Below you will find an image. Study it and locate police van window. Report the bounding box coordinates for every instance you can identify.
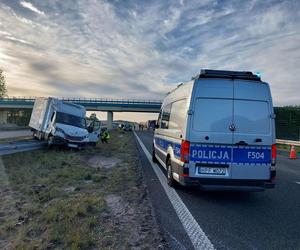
[193,98,232,132]
[161,104,172,129]
[169,99,187,131]
[234,100,270,134]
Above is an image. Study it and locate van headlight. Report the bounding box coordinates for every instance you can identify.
[85,134,89,138]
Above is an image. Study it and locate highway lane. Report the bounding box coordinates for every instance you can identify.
[135,131,300,250]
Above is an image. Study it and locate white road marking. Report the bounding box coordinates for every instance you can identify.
[296,182,300,185]
[134,132,215,250]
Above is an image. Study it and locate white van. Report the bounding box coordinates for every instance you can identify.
[153,70,276,191]
[30,97,101,148]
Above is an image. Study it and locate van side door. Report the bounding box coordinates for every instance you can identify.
[87,119,101,144]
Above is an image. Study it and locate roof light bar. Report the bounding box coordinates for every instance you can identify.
[198,69,262,81]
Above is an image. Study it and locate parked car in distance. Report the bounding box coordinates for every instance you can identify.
[153,69,276,191]
[124,123,133,131]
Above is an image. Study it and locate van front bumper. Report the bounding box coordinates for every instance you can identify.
[51,136,88,148]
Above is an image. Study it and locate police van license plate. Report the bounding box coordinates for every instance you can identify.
[198,166,226,175]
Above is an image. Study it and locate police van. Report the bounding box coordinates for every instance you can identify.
[153,69,276,191]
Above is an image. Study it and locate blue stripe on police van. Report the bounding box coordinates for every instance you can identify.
[155,138,272,165]
[190,144,271,165]
[233,147,271,164]
[154,137,181,158]
[190,145,232,164]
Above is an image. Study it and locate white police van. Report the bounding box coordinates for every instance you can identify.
[153,70,276,191]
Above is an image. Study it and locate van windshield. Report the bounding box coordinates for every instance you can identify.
[56,112,86,129]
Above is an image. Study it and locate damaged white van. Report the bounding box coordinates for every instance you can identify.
[153,70,276,191]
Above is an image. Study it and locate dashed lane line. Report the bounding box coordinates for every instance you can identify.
[134,132,215,250]
[296,182,300,185]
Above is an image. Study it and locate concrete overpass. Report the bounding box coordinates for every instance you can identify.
[0,97,162,129]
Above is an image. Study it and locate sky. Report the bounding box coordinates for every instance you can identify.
[0,0,300,121]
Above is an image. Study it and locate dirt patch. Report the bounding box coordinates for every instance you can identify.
[105,191,165,249]
[105,194,128,216]
[88,155,120,169]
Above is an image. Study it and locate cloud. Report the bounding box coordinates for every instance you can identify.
[20,1,45,15]
[0,0,299,106]
[3,35,32,45]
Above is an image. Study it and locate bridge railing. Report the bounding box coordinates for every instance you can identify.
[0,97,163,105]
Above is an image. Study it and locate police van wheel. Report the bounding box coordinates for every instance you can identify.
[152,147,158,163]
[167,159,176,187]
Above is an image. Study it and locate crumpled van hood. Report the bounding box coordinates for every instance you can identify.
[56,123,88,137]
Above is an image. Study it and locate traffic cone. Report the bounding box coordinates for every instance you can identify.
[289,145,297,159]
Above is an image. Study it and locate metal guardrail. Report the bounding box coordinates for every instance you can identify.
[276,139,300,146]
[0,140,46,156]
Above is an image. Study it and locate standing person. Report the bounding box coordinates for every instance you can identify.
[101,129,110,143]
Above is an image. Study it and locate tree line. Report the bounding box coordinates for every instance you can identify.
[275,106,300,141]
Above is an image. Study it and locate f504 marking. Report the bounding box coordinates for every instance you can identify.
[248,152,265,159]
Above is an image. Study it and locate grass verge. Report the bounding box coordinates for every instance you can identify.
[0,130,165,249]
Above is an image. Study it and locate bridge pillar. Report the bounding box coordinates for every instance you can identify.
[107,111,113,130]
[0,110,8,125]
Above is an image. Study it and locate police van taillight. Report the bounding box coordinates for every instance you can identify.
[271,144,276,166]
[180,140,190,163]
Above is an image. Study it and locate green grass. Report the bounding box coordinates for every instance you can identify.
[0,130,157,249]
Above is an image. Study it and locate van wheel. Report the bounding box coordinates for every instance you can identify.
[167,159,176,188]
[32,131,37,139]
[152,146,158,163]
[47,135,54,149]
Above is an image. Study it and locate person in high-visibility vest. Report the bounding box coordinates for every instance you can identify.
[101,129,110,143]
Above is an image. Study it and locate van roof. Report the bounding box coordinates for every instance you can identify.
[193,69,262,82]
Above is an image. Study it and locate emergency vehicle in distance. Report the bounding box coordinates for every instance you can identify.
[153,69,276,191]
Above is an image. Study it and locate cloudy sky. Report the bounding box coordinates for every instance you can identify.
[0,0,299,108]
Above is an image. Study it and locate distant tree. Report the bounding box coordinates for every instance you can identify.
[0,69,7,97]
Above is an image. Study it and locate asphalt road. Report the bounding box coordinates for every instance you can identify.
[135,131,300,250]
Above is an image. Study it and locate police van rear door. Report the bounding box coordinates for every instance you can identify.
[189,78,234,178]
[231,80,272,180]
